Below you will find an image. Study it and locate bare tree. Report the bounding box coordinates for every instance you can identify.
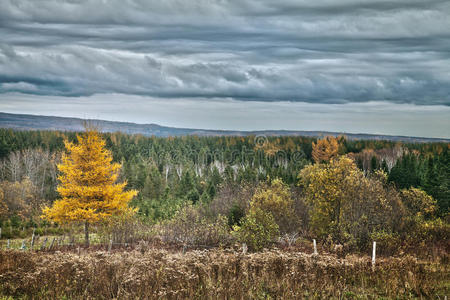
[7,151,22,182]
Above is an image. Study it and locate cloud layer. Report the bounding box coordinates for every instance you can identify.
[1,0,450,105]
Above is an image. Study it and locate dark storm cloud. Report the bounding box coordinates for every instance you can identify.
[0,0,449,105]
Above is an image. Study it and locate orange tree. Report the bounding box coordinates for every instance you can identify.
[42,127,137,246]
[311,136,339,163]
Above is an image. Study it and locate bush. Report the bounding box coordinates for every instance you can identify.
[250,178,298,234]
[227,204,245,227]
[204,183,253,221]
[135,196,184,222]
[400,187,436,219]
[0,227,33,239]
[97,212,145,244]
[421,218,450,242]
[369,231,401,256]
[233,207,279,251]
[404,217,450,247]
[155,204,232,247]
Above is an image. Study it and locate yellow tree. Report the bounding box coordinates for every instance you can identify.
[250,178,297,234]
[400,187,436,218]
[299,156,405,242]
[311,136,339,163]
[298,156,359,237]
[233,178,297,251]
[42,127,137,246]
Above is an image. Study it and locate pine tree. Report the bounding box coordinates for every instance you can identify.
[42,127,138,246]
[370,155,378,172]
[142,166,163,200]
[389,154,425,189]
[425,154,450,215]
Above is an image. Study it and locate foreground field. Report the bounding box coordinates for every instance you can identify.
[0,247,448,299]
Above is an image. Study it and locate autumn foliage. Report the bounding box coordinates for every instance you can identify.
[233,178,299,250]
[297,155,444,253]
[311,136,340,163]
[249,178,298,234]
[42,127,137,244]
[0,178,37,219]
[299,156,360,237]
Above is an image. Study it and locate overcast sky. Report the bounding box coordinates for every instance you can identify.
[0,0,449,138]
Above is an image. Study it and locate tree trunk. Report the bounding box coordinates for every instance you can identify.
[335,200,341,227]
[84,221,90,247]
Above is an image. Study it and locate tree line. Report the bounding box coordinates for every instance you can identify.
[0,128,448,253]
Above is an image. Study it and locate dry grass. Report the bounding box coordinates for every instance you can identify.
[0,247,448,299]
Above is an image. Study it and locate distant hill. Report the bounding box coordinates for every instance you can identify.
[0,112,448,143]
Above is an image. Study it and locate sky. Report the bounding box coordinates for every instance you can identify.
[0,0,449,138]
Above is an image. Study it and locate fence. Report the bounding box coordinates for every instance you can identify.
[1,227,379,267]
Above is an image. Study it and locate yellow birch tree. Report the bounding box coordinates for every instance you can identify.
[42,127,137,246]
[298,156,359,237]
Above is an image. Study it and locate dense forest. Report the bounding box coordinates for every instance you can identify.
[0,128,448,254]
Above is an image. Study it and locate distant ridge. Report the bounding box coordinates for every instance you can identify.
[0,112,448,143]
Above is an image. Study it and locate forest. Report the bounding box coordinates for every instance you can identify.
[0,128,448,298]
[0,128,448,249]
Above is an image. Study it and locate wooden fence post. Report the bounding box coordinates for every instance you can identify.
[108,239,113,252]
[372,241,376,270]
[242,243,248,255]
[30,229,36,250]
[7,239,10,249]
[41,237,48,250]
[49,237,56,250]
[313,239,318,255]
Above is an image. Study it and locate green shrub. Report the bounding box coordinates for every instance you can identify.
[233,207,279,251]
[187,189,200,203]
[34,227,44,236]
[0,228,13,239]
[250,178,298,234]
[44,227,65,236]
[227,204,245,227]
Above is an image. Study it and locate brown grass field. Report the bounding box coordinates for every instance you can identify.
[0,245,448,299]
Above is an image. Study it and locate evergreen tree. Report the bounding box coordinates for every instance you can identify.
[142,166,163,200]
[370,156,378,172]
